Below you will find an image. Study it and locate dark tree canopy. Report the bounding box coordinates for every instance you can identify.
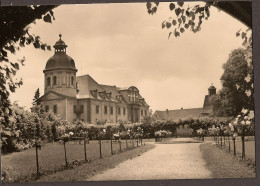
[210,48,253,117]
[0,5,57,111]
[32,88,41,106]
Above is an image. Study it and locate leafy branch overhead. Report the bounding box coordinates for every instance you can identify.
[146,1,252,39]
[0,5,57,113]
[147,2,212,38]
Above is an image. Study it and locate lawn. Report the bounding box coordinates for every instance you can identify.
[200,142,255,178]
[202,136,255,161]
[37,143,155,182]
[1,139,141,182]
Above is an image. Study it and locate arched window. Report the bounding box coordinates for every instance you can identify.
[71,76,74,85]
[47,77,51,86]
[53,76,57,85]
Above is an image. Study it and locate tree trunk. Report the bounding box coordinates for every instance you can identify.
[35,146,40,179]
[63,141,68,168]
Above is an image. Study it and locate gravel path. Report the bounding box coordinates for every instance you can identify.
[88,141,212,181]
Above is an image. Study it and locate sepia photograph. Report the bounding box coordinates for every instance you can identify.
[0,0,256,184]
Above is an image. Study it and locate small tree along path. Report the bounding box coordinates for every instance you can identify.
[88,141,212,181]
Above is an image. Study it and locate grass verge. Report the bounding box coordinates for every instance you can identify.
[1,139,144,182]
[36,143,155,183]
[200,142,255,178]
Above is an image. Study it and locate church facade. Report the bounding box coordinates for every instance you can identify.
[39,35,149,124]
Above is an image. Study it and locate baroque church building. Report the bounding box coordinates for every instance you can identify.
[39,35,149,124]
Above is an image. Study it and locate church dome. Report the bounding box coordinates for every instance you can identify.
[43,34,77,72]
[208,84,216,90]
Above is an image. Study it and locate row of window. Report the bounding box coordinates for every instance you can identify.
[95,105,126,115]
[45,104,147,117]
[46,76,74,86]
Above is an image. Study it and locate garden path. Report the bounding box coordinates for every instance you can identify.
[87,140,212,181]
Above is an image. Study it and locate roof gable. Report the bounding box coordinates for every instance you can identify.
[154,107,213,121]
[39,91,73,101]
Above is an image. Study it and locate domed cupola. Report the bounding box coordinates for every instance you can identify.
[43,34,78,97]
[208,83,216,96]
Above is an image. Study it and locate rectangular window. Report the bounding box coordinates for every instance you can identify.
[80,105,84,113]
[123,108,126,115]
[96,105,99,114]
[110,107,113,115]
[73,105,77,113]
[104,106,107,114]
[53,105,57,114]
[145,110,147,116]
[141,110,143,116]
[118,107,121,115]
[45,105,49,112]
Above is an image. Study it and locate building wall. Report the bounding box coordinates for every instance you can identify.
[44,70,77,97]
[41,98,79,124]
[140,106,149,121]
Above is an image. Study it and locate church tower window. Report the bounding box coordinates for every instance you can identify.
[53,76,57,85]
[71,76,74,85]
[47,77,51,86]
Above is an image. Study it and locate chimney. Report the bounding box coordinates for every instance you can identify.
[166,109,169,114]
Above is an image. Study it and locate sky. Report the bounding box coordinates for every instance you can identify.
[9,2,248,112]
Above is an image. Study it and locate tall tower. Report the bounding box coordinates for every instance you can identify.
[208,83,216,96]
[43,34,78,97]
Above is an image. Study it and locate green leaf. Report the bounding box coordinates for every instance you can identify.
[172,20,177,26]
[43,14,52,23]
[162,21,165,29]
[177,2,184,7]
[175,8,182,16]
[182,16,186,23]
[146,2,152,9]
[169,3,175,10]
[168,32,172,39]
[184,24,189,29]
[152,7,157,14]
[180,28,185,33]
[166,22,171,29]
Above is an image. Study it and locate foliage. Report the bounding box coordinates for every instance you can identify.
[210,46,253,117]
[0,6,57,150]
[146,1,251,39]
[1,102,63,153]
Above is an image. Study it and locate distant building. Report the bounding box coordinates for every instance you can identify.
[153,85,216,136]
[39,35,149,124]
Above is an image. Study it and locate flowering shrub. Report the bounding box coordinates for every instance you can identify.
[154,130,172,138]
[228,108,254,138]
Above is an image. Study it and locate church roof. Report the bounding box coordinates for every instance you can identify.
[44,35,77,72]
[154,107,213,122]
[76,74,148,106]
[44,53,77,72]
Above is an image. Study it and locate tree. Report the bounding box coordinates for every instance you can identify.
[0,5,57,147]
[32,88,41,106]
[210,48,254,117]
[146,1,251,39]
